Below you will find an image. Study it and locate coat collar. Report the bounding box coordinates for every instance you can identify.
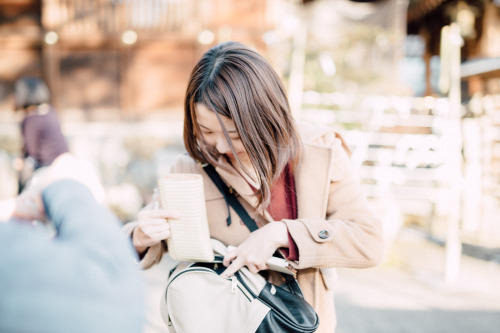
[214,141,334,222]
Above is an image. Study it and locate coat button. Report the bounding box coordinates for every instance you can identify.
[318,230,329,239]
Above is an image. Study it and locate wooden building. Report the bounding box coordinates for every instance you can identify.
[0,0,272,120]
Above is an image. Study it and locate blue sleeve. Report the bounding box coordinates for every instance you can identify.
[43,180,115,239]
[43,179,141,260]
[0,180,145,333]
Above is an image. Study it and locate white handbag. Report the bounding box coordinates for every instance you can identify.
[160,239,319,333]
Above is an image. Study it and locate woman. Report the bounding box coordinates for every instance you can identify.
[14,76,69,193]
[126,41,384,332]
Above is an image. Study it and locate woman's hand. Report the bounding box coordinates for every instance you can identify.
[221,222,289,278]
[132,206,179,254]
[13,190,46,222]
[0,190,45,223]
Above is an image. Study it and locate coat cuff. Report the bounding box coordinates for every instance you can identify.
[122,221,164,269]
[282,218,335,269]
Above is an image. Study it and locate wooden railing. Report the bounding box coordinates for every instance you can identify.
[301,92,461,225]
[42,0,202,40]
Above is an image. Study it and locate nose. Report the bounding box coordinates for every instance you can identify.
[215,135,231,155]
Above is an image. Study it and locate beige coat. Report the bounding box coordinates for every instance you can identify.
[125,122,384,332]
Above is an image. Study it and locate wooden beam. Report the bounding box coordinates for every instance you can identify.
[461,57,500,80]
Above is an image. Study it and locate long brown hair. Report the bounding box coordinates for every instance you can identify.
[183,41,301,209]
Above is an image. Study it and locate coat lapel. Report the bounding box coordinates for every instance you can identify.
[295,142,333,219]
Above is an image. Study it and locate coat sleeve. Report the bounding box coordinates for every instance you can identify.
[122,221,165,269]
[283,134,385,270]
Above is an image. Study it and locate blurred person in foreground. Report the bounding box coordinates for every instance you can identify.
[14,76,69,193]
[125,41,384,332]
[0,153,145,333]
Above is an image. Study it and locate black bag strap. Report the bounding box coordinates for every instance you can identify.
[203,163,259,232]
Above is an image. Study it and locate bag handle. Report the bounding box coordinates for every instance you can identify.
[203,163,259,232]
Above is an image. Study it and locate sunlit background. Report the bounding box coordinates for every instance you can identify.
[1,1,500,332]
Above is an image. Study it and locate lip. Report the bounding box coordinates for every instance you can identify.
[225,152,244,159]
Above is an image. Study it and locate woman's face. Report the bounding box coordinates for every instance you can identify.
[195,103,251,169]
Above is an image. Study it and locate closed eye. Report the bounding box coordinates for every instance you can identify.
[227,130,240,140]
[201,130,213,135]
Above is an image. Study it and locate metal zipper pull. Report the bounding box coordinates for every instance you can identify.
[231,276,237,293]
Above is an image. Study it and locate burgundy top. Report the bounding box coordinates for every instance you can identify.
[267,163,299,261]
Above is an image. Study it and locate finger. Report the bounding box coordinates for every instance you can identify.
[147,230,170,242]
[151,209,180,218]
[140,210,179,219]
[247,264,260,274]
[221,258,244,278]
[223,250,238,267]
[256,263,269,271]
[142,224,170,235]
[157,229,170,238]
[135,227,170,247]
[140,217,170,227]
[137,222,167,234]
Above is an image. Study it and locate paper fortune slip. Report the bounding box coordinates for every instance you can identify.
[158,173,214,262]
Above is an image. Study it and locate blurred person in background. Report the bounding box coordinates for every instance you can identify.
[125,41,384,332]
[14,76,69,193]
[0,153,146,333]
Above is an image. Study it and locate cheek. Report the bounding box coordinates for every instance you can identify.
[202,134,216,147]
[233,141,247,154]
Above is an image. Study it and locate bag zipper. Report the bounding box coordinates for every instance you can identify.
[231,276,237,293]
[166,267,254,302]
